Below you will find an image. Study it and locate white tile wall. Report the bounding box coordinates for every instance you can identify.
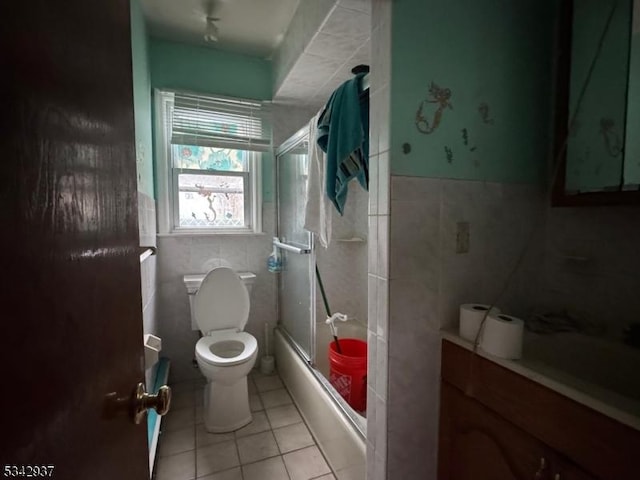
[385,175,542,479]
[272,0,337,96]
[139,190,157,248]
[287,54,348,89]
[273,0,372,111]
[156,202,278,383]
[315,181,369,331]
[383,172,640,480]
[377,151,389,215]
[539,206,640,339]
[306,33,366,61]
[389,177,544,329]
[338,0,371,14]
[139,192,160,389]
[367,3,391,479]
[271,103,318,147]
[321,6,370,40]
[375,277,388,340]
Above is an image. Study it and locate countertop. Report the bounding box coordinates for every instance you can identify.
[441,329,640,432]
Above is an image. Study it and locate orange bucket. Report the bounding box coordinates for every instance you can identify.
[328,339,367,412]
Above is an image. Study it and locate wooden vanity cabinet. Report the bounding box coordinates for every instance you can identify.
[553,455,598,480]
[440,381,548,480]
[439,382,595,480]
[439,340,639,480]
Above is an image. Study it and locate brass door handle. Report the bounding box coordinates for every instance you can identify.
[131,382,172,424]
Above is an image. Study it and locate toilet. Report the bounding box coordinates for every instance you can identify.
[192,267,258,432]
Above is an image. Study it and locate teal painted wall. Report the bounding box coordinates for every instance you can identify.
[390,0,558,184]
[149,38,272,99]
[130,0,154,198]
[149,38,275,201]
[624,12,640,187]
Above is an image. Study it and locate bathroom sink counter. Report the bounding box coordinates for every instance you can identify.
[441,329,640,432]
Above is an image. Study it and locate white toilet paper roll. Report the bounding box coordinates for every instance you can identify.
[459,304,501,342]
[480,313,524,359]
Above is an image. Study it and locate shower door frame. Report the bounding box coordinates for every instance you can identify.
[275,125,317,365]
[274,125,367,439]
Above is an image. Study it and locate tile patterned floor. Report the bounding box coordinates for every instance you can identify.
[154,370,335,480]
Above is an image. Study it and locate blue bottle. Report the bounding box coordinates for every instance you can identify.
[267,238,282,273]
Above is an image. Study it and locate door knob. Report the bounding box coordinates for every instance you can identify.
[131,382,172,424]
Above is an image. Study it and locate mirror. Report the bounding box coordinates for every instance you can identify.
[554,0,640,205]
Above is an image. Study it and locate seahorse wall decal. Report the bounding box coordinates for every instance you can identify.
[415,82,453,134]
[478,102,494,124]
[444,146,454,163]
[599,117,622,158]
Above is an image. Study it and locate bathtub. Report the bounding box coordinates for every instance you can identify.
[274,324,366,480]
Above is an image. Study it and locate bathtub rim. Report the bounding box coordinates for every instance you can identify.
[276,325,367,438]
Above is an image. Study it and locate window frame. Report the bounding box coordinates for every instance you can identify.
[155,89,263,235]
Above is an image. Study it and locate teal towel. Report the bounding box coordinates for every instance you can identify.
[317,73,369,215]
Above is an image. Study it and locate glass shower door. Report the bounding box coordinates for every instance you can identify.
[276,131,315,362]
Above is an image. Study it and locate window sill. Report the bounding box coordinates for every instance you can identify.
[157,231,267,238]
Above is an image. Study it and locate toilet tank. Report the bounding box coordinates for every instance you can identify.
[183,271,256,331]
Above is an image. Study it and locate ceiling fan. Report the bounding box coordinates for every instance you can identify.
[203,0,220,42]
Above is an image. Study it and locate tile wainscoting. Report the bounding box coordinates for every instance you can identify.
[386,175,542,479]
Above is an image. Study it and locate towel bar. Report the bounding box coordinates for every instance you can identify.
[273,240,311,255]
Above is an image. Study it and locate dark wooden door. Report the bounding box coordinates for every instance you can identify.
[0,0,149,479]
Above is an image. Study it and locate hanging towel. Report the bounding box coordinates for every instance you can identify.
[317,73,369,215]
[304,113,333,248]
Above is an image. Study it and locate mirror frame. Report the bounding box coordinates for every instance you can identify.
[552,0,640,206]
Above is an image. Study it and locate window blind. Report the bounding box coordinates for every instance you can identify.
[171,92,271,152]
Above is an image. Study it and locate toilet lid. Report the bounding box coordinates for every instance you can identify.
[193,267,250,333]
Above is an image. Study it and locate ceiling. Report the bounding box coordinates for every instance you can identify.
[140,0,372,109]
[140,0,300,58]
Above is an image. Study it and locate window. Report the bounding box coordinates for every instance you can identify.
[155,90,270,234]
[173,146,249,228]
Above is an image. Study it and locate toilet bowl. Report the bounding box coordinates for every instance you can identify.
[192,267,258,432]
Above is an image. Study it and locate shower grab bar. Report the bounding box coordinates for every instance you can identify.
[273,240,311,255]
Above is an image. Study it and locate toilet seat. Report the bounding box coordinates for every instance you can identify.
[195,331,257,367]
